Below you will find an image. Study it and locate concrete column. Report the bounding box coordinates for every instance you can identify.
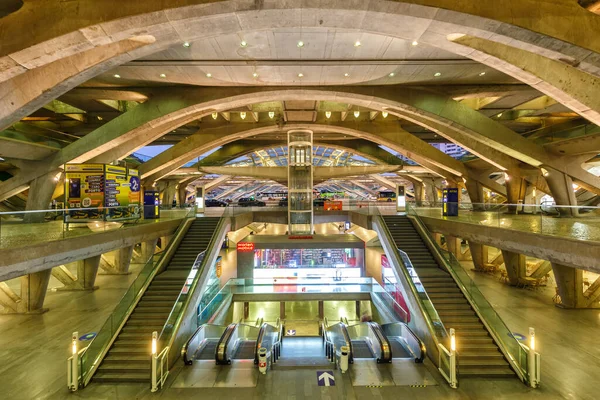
[162,180,177,208]
[280,302,285,319]
[445,235,461,259]
[501,250,527,286]
[468,242,488,271]
[101,246,134,275]
[159,235,173,252]
[465,179,485,211]
[177,185,188,207]
[413,182,424,206]
[137,239,158,263]
[423,178,438,206]
[23,170,60,223]
[432,232,442,247]
[505,177,527,214]
[318,301,324,319]
[355,300,361,319]
[552,263,585,308]
[543,166,579,217]
[244,302,249,319]
[18,269,52,313]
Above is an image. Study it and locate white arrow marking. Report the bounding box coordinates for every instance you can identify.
[318,372,335,386]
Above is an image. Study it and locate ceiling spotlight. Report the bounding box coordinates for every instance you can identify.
[206,73,212,78]
[434,72,442,77]
[212,112,218,120]
[97,116,103,121]
[183,42,191,48]
[325,111,332,119]
[298,73,304,78]
[269,111,275,119]
[354,111,360,118]
[389,72,395,77]
[498,112,503,118]
[159,73,166,78]
[354,41,361,47]
[412,41,418,46]
[114,74,121,79]
[382,111,388,118]
[297,41,304,48]
[240,40,247,47]
[541,168,549,177]
[253,72,259,78]
[479,72,486,76]
[504,172,510,182]
[344,73,349,77]
[240,112,247,120]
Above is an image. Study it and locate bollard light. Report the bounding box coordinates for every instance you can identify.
[529,327,535,351]
[72,332,78,355]
[450,328,456,352]
[152,331,158,355]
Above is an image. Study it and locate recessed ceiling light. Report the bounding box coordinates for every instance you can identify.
[183,42,191,48]
[240,41,247,47]
[479,72,486,76]
[498,113,503,117]
[240,112,247,120]
[344,73,349,77]
[354,111,360,118]
[434,72,442,77]
[298,73,304,77]
[114,74,121,78]
[412,41,418,46]
[354,41,361,47]
[297,41,304,48]
[269,111,275,119]
[389,72,395,77]
[159,73,166,78]
[211,112,218,120]
[382,111,388,118]
[253,72,259,78]
[325,111,332,119]
[206,73,212,78]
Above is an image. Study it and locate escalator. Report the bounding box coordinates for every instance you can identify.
[183,320,282,365]
[93,217,221,383]
[381,215,514,377]
[346,322,392,363]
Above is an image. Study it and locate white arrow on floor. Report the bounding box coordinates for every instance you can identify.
[318,372,335,386]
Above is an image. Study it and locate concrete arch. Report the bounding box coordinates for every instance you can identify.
[2,85,600,201]
[138,122,465,184]
[1,1,600,129]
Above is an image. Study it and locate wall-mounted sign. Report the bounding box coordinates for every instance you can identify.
[237,242,255,251]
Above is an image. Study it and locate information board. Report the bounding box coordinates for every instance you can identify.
[65,164,105,221]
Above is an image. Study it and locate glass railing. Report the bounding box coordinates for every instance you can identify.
[410,202,600,242]
[73,214,194,387]
[406,203,530,384]
[0,205,195,249]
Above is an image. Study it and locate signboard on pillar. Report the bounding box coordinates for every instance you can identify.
[143,190,160,219]
[195,186,205,213]
[442,188,459,216]
[396,185,406,211]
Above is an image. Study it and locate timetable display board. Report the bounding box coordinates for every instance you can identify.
[65,164,105,221]
[65,164,141,222]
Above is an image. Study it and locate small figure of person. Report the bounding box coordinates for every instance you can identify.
[360,312,372,322]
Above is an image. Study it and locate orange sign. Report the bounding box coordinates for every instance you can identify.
[325,201,343,211]
[237,242,255,251]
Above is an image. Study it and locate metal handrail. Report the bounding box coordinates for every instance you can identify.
[367,322,392,363]
[77,214,195,387]
[406,204,528,384]
[216,323,237,365]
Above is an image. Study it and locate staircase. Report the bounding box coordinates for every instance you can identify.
[382,215,514,377]
[93,217,220,383]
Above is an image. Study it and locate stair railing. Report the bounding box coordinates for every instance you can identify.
[406,204,540,387]
[151,331,169,392]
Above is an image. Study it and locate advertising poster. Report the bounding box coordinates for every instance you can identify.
[65,164,105,222]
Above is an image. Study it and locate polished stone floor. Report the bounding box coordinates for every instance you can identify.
[0,209,190,249]
[414,206,600,241]
[1,247,599,399]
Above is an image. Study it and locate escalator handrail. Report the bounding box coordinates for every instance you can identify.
[254,322,268,364]
[400,322,426,363]
[182,324,206,365]
[367,322,392,363]
[216,323,237,364]
[340,322,354,364]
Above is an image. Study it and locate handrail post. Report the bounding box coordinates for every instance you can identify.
[68,331,79,392]
[528,327,539,388]
[151,331,158,392]
[449,328,457,389]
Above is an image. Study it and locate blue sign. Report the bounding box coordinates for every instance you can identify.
[317,371,335,386]
[286,329,296,336]
[509,332,526,341]
[79,332,97,341]
[129,176,140,192]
